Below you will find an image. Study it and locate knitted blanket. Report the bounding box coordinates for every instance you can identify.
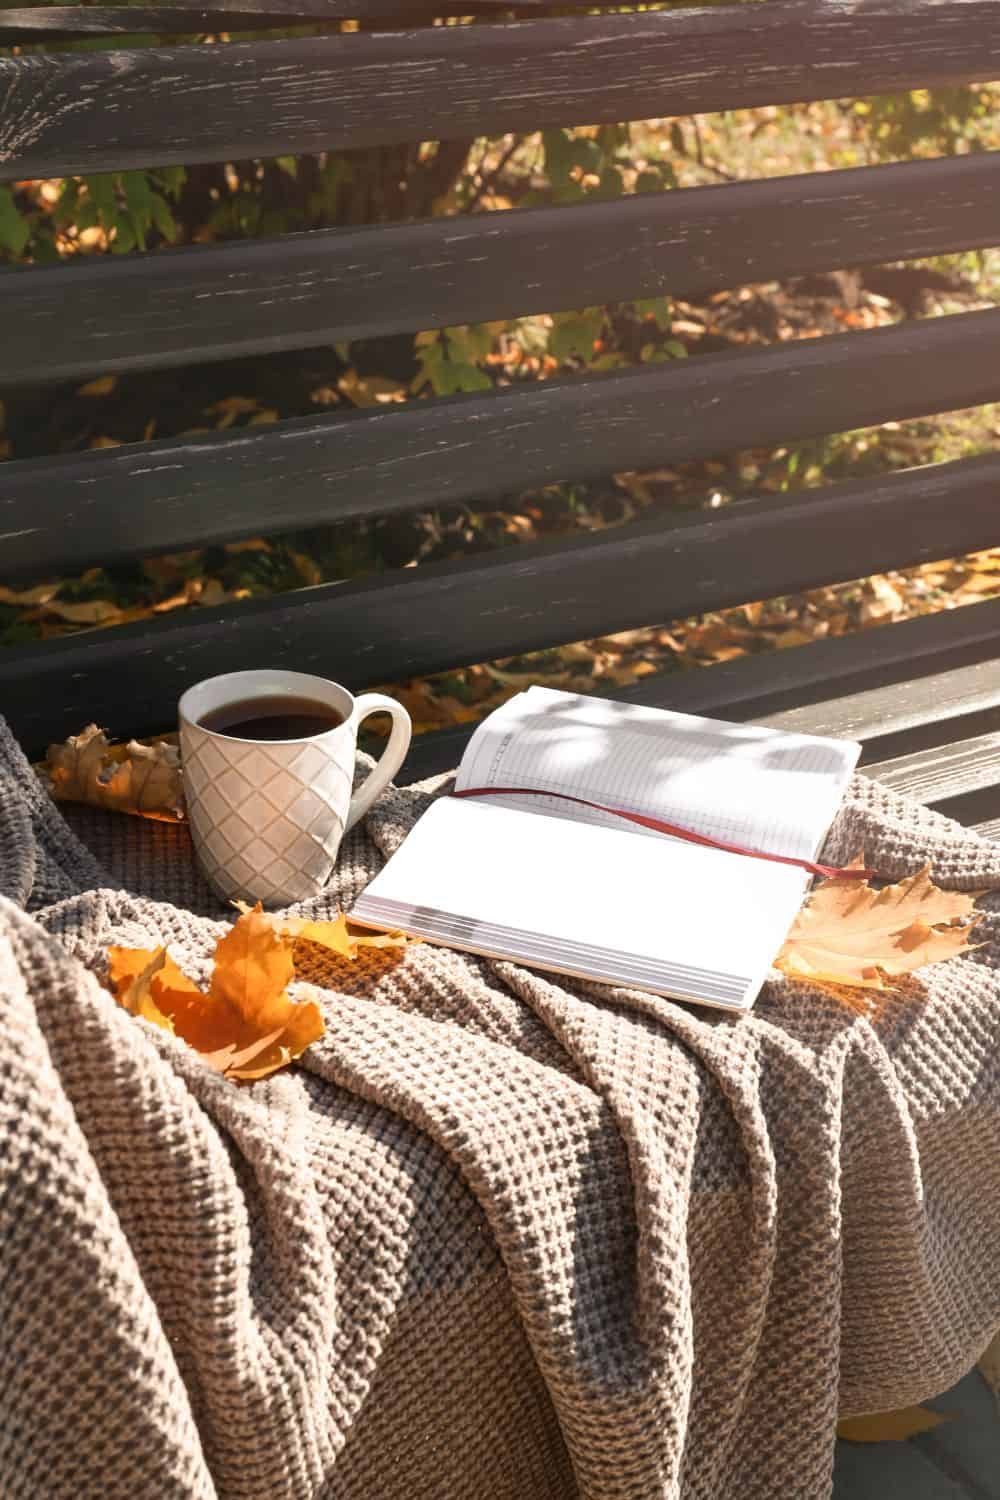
[2,715,1000,1500]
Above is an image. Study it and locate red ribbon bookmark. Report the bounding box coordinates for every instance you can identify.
[452,786,870,881]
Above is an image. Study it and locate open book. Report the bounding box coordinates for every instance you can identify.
[350,687,861,1011]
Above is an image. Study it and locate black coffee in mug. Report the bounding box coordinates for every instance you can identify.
[198,694,344,741]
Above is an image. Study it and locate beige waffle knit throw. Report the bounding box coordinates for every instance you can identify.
[2,716,1000,1500]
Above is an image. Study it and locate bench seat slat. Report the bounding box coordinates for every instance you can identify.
[5,0,1000,178]
[861,730,1000,805]
[5,306,1000,579]
[913,782,1000,829]
[6,152,1000,385]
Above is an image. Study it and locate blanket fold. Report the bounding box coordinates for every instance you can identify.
[1,717,999,1500]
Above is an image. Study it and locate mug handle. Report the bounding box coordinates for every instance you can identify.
[345,693,413,832]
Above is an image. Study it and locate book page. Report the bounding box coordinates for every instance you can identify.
[455,687,859,864]
[350,797,808,1010]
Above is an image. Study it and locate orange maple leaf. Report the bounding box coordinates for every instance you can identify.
[107,905,324,1081]
[109,947,174,1033]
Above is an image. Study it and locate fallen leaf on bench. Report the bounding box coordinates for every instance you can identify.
[837,1405,951,1442]
[109,947,175,1033]
[107,903,324,1081]
[43,724,185,821]
[777,864,980,989]
[277,914,355,956]
[235,904,415,963]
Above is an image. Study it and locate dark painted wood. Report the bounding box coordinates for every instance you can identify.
[0,0,592,35]
[6,306,1000,578]
[5,0,1000,178]
[0,7,331,36]
[0,0,521,38]
[759,659,1000,751]
[922,781,1000,829]
[862,730,1000,804]
[8,151,1000,384]
[0,7,261,36]
[625,617,1000,748]
[399,603,1000,783]
[5,464,1000,752]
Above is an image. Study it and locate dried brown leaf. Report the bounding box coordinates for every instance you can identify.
[208,396,259,429]
[40,598,122,625]
[44,725,185,820]
[77,374,117,397]
[777,864,979,989]
[0,582,62,607]
[338,369,407,408]
[859,574,905,625]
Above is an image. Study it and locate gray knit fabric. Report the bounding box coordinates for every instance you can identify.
[2,714,1000,1500]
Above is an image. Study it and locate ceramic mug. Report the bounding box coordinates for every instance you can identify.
[179,669,411,906]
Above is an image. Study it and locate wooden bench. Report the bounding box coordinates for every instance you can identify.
[3,0,1000,834]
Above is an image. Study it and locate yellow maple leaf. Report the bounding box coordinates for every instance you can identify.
[235,906,415,964]
[777,864,979,990]
[280,913,356,957]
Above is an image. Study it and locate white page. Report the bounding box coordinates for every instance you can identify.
[455,687,859,864]
[351,797,808,1010]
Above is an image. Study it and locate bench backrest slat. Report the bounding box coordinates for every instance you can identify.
[0,0,505,38]
[4,150,1000,385]
[5,0,1000,180]
[0,0,614,36]
[4,305,1000,579]
[5,449,1000,748]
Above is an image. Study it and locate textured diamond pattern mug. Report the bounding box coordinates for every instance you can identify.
[179,670,411,906]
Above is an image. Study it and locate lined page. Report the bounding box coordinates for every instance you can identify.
[351,797,808,1010]
[456,687,859,864]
